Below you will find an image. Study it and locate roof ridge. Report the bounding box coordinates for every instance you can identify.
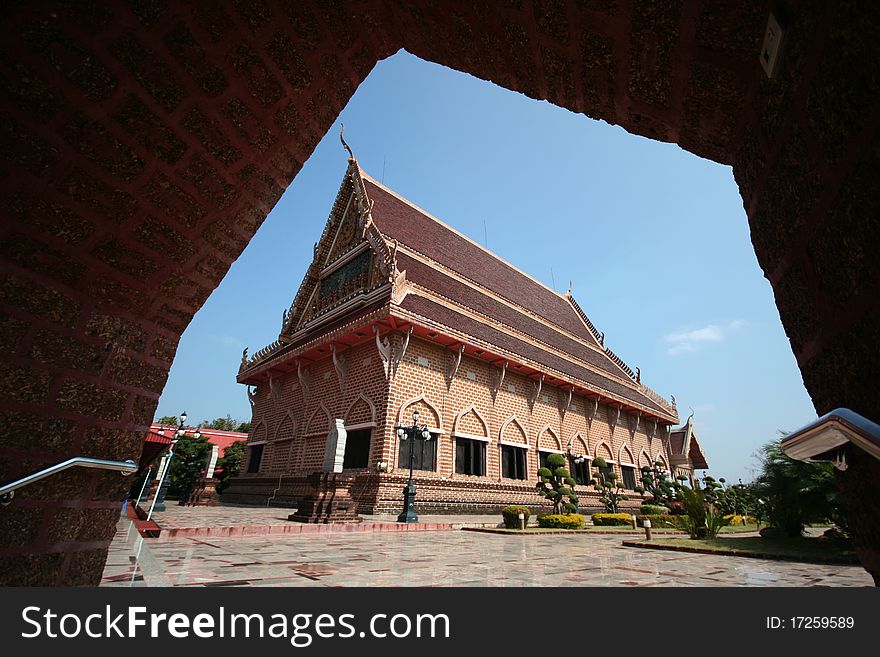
[359,170,570,302]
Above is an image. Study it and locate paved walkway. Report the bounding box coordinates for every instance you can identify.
[101,518,873,587]
[148,504,504,529]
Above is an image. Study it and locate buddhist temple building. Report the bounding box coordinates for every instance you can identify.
[667,415,709,486]
[225,155,692,513]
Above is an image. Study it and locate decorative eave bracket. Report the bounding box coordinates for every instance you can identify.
[445,344,465,391]
[489,361,507,404]
[528,374,544,411]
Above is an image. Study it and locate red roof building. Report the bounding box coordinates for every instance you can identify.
[226,158,695,513]
[139,424,247,473]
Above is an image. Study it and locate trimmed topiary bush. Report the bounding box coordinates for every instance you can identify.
[639,504,670,516]
[636,514,678,528]
[502,505,531,529]
[535,453,578,514]
[591,512,633,526]
[537,513,586,529]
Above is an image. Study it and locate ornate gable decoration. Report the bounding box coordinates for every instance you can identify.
[280,163,397,338]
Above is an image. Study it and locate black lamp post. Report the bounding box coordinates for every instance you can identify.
[147,411,200,519]
[396,409,432,523]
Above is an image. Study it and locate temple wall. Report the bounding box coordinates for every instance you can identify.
[227,334,673,514]
[374,336,672,512]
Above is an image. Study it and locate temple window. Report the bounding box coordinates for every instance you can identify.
[455,438,486,476]
[501,444,527,480]
[621,465,637,490]
[398,430,437,471]
[569,456,591,485]
[246,444,264,473]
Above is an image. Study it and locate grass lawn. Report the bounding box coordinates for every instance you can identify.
[719,524,761,533]
[622,535,859,565]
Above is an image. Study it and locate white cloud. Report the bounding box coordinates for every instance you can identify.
[209,334,243,348]
[664,320,745,356]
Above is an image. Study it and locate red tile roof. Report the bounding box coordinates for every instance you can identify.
[397,295,669,416]
[149,424,246,458]
[396,251,625,379]
[364,177,603,346]
[362,172,672,419]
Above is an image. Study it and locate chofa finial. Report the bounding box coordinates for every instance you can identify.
[340,123,355,161]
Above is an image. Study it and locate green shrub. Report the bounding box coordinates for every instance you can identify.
[502,505,531,529]
[677,484,732,539]
[639,504,670,516]
[591,512,633,526]
[537,513,586,529]
[635,514,677,528]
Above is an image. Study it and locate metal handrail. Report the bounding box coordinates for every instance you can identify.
[0,457,137,505]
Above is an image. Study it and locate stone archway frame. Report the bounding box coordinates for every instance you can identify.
[297,403,334,473]
[617,445,637,491]
[271,410,298,473]
[592,440,618,484]
[452,404,489,438]
[536,426,565,482]
[344,392,377,427]
[568,433,591,459]
[535,425,563,452]
[395,394,444,474]
[655,453,670,474]
[303,403,334,437]
[498,416,530,481]
[397,394,443,431]
[450,404,490,478]
[618,445,636,467]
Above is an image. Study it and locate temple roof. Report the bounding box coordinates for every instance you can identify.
[669,417,709,469]
[239,161,678,423]
[364,176,602,347]
[360,170,677,421]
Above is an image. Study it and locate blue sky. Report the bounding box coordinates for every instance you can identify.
[156,51,817,483]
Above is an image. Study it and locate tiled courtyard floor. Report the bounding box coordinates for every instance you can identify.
[102,518,873,587]
[144,504,503,530]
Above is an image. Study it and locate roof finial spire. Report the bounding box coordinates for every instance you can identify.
[566,280,572,297]
[340,123,355,161]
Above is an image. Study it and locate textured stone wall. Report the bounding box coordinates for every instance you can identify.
[373,336,668,512]
[227,334,668,515]
[0,1,876,584]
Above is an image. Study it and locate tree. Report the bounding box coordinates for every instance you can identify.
[589,457,628,513]
[751,437,843,536]
[155,415,179,426]
[216,440,246,493]
[235,421,251,433]
[536,453,578,514]
[202,415,238,431]
[168,433,213,502]
[637,461,677,508]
